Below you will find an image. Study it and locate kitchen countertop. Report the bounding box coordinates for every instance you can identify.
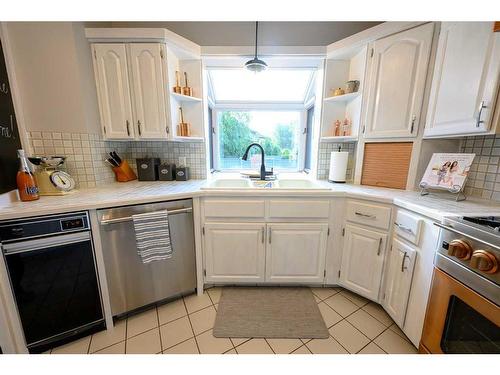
[1,179,499,222]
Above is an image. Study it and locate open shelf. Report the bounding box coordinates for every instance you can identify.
[171,92,202,103]
[320,136,358,142]
[324,92,360,103]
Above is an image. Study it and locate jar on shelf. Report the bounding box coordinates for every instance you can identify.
[334,120,341,136]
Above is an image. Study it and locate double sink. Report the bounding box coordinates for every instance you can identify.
[203,177,330,191]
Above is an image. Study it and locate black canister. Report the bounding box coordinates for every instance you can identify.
[158,163,176,181]
[176,166,190,181]
[136,158,160,181]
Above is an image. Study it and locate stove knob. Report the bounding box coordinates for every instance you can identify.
[470,250,498,274]
[448,239,473,260]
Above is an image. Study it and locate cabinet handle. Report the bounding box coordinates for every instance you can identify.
[401,251,409,272]
[126,120,130,136]
[261,227,264,243]
[268,228,272,244]
[410,115,416,133]
[394,222,414,235]
[476,101,487,128]
[166,126,170,134]
[355,211,376,219]
[137,120,142,136]
[377,237,383,256]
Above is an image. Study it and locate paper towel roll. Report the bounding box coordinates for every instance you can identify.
[328,151,349,183]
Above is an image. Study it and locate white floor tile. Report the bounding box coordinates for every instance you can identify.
[324,293,359,317]
[362,303,394,326]
[310,287,340,301]
[306,337,348,354]
[157,298,187,325]
[159,316,194,350]
[127,308,158,338]
[183,293,212,314]
[51,336,90,354]
[290,345,312,354]
[317,302,343,328]
[389,324,410,341]
[374,329,417,354]
[224,349,237,354]
[162,338,199,354]
[189,305,217,335]
[89,320,126,353]
[126,328,162,354]
[329,320,370,353]
[358,342,386,354]
[207,287,222,304]
[93,341,125,354]
[236,339,274,354]
[230,337,251,347]
[340,289,369,307]
[266,338,303,354]
[346,309,386,339]
[196,329,233,354]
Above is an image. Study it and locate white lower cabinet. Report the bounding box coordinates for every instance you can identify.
[266,223,328,283]
[382,238,417,327]
[340,224,387,301]
[203,222,266,283]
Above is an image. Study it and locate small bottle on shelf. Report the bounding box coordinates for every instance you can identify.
[334,120,341,136]
[342,118,351,136]
[16,149,39,201]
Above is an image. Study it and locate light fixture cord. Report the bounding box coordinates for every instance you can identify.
[254,21,259,59]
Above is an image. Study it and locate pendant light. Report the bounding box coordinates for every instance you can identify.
[245,22,268,72]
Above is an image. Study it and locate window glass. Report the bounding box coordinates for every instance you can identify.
[217,110,301,171]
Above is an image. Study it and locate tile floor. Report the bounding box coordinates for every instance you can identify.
[48,287,418,354]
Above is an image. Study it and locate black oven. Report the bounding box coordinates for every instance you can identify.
[0,212,105,353]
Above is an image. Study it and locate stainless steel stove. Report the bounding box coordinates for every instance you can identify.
[435,216,499,305]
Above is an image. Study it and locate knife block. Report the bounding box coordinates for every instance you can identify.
[112,161,137,182]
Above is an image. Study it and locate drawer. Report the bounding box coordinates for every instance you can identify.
[268,200,330,219]
[346,200,391,230]
[203,199,265,218]
[393,209,423,246]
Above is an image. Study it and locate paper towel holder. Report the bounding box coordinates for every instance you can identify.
[328,147,348,183]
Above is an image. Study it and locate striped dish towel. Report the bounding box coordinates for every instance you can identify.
[132,210,172,264]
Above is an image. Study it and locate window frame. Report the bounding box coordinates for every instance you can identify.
[211,105,308,172]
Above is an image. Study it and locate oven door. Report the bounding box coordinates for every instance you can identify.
[420,267,500,354]
[2,231,104,350]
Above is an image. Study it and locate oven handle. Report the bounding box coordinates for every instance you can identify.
[99,207,192,226]
[434,222,500,250]
[2,231,91,255]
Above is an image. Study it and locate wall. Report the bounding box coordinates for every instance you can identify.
[5,22,100,135]
[461,134,500,201]
[317,141,356,181]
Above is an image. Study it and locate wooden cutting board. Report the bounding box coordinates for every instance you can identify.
[361,142,413,189]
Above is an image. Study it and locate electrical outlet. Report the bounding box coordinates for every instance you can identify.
[178,157,186,166]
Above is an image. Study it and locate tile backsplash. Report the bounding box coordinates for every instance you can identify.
[317,141,356,181]
[28,131,207,188]
[460,135,500,201]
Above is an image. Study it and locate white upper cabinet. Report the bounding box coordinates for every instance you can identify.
[424,22,500,137]
[363,23,434,138]
[266,223,328,283]
[129,44,168,139]
[93,44,134,139]
[340,224,387,301]
[383,238,417,327]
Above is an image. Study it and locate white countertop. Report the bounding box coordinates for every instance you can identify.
[1,179,499,221]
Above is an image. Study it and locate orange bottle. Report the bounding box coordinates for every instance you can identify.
[16,149,39,201]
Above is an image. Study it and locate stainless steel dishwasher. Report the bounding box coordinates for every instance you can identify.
[97,199,196,317]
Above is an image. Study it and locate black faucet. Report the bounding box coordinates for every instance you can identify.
[242,143,266,180]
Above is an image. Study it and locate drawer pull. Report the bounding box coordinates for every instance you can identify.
[261,227,265,243]
[401,251,409,272]
[394,222,414,235]
[377,237,383,256]
[355,211,376,219]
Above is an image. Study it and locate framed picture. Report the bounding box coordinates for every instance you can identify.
[419,153,476,193]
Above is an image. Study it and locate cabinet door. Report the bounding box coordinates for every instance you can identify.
[129,44,168,139]
[203,223,266,283]
[340,224,387,301]
[424,22,500,137]
[92,44,134,139]
[382,238,417,327]
[266,223,328,283]
[364,23,434,138]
